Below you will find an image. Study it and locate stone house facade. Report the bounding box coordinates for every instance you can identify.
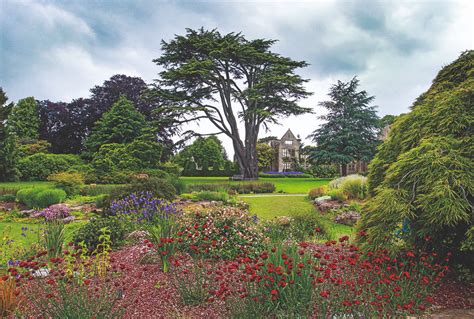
[267,129,301,172]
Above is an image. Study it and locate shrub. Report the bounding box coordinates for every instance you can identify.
[47,172,85,196]
[157,162,182,176]
[0,194,16,202]
[187,182,275,194]
[18,153,83,181]
[80,184,119,196]
[124,177,176,201]
[307,186,328,200]
[34,189,67,208]
[16,187,65,208]
[178,206,264,259]
[259,172,312,178]
[73,217,128,251]
[67,164,97,184]
[358,51,474,274]
[326,189,346,202]
[194,191,229,202]
[340,175,368,199]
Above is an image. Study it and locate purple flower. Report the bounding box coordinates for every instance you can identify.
[41,204,70,221]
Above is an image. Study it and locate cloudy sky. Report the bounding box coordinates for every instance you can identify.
[1,0,472,154]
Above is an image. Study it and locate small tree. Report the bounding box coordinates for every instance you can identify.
[0,88,19,181]
[309,77,380,176]
[8,97,40,141]
[85,96,148,156]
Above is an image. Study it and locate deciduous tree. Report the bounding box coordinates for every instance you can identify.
[0,88,19,181]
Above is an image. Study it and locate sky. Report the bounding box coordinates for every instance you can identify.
[1,0,473,155]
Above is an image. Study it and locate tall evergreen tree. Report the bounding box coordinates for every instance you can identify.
[8,97,40,141]
[154,28,312,178]
[309,77,380,176]
[0,88,19,181]
[85,96,148,156]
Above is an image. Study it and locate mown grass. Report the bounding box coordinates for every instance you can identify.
[0,221,86,247]
[241,195,353,240]
[0,181,54,191]
[181,177,330,194]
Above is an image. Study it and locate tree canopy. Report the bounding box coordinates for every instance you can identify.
[8,97,40,141]
[175,136,228,168]
[85,96,148,156]
[309,77,380,176]
[256,142,274,171]
[154,28,312,178]
[0,88,19,181]
[358,50,474,270]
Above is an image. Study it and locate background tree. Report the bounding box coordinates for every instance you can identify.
[256,143,274,172]
[309,77,380,176]
[0,88,19,181]
[8,97,40,141]
[154,28,311,178]
[358,50,474,273]
[85,96,148,156]
[175,136,227,168]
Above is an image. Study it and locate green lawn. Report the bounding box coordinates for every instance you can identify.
[0,181,54,191]
[241,195,353,239]
[242,195,313,219]
[0,221,86,247]
[181,177,330,194]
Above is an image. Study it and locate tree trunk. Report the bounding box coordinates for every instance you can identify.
[233,139,259,179]
[341,163,348,176]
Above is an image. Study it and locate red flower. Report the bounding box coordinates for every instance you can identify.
[320,291,329,298]
[83,279,91,285]
[271,289,278,296]
[406,251,415,258]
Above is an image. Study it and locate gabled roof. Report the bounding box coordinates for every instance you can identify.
[281,129,298,141]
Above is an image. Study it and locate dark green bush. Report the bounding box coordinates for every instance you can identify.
[73,217,129,251]
[0,194,16,202]
[16,188,47,208]
[18,153,83,180]
[125,177,176,200]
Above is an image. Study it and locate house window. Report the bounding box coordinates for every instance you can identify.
[284,140,293,145]
[282,149,290,157]
[283,162,292,171]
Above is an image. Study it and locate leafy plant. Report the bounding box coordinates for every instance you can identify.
[47,172,85,196]
[16,187,67,208]
[73,217,128,251]
[42,220,65,258]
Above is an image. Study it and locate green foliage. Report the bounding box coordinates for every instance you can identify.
[0,88,19,182]
[256,143,275,171]
[193,191,229,202]
[16,187,67,208]
[328,174,368,199]
[91,141,163,183]
[8,97,40,140]
[309,77,380,175]
[0,193,16,202]
[359,51,474,272]
[17,140,50,157]
[73,217,128,251]
[186,182,275,194]
[260,214,328,244]
[85,96,148,155]
[174,136,227,169]
[18,153,83,181]
[259,173,313,178]
[155,28,311,178]
[125,177,176,201]
[42,220,65,258]
[307,186,328,200]
[309,164,339,178]
[47,172,85,196]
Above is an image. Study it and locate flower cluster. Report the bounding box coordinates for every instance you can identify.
[334,210,361,225]
[177,206,264,259]
[109,191,180,224]
[40,204,70,222]
[206,239,448,317]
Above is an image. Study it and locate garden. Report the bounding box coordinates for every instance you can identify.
[0,28,472,318]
